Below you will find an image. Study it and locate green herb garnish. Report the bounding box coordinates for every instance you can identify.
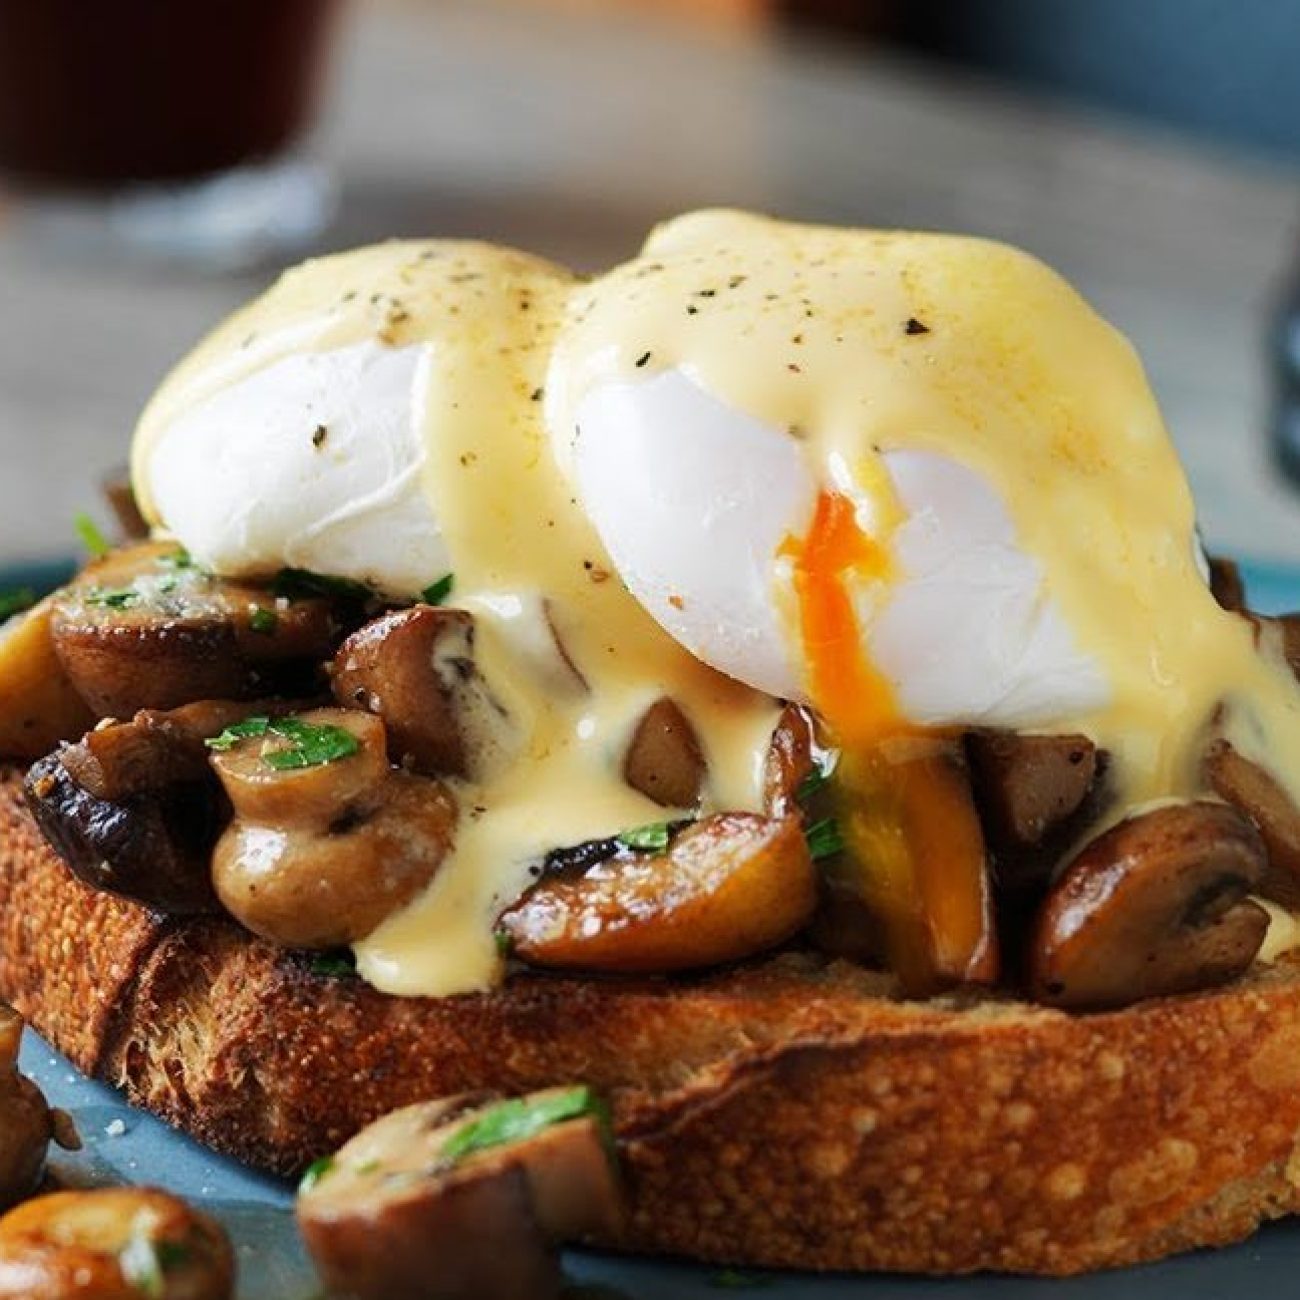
[119,1228,190,1298]
[442,1086,604,1165]
[205,716,360,771]
[307,951,357,979]
[205,716,271,751]
[616,822,672,853]
[74,512,111,558]
[248,606,279,635]
[0,588,36,621]
[272,567,373,603]
[796,749,839,804]
[298,1155,335,1194]
[84,586,140,610]
[157,548,195,571]
[421,573,455,606]
[494,929,515,959]
[261,718,360,771]
[710,1269,774,1289]
[805,817,845,862]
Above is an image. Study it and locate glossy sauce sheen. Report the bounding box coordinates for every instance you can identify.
[134,212,1300,995]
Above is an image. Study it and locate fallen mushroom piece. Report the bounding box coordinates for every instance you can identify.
[1207,554,1246,613]
[332,606,512,778]
[0,1005,72,1213]
[0,600,96,761]
[499,813,816,973]
[24,751,225,916]
[0,1188,233,1300]
[297,1087,620,1300]
[762,704,825,818]
[1029,801,1269,1009]
[49,542,342,718]
[210,709,456,948]
[622,697,705,808]
[100,468,150,543]
[1204,738,1300,907]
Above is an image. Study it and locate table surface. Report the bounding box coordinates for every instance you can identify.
[2,0,1300,568]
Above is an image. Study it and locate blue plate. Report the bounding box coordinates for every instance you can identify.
[10,558,1300,1299]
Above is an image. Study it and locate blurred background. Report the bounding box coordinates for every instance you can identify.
[3,0,1300,572]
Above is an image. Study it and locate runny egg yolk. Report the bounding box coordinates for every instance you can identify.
[783,489,996,990]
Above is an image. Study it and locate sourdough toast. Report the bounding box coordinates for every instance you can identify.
[5,769,1300,1276]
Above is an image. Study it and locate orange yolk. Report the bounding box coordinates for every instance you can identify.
[782,489,997,991]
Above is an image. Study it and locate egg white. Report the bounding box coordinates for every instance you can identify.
[567,368,1112,728]
[147,339,447,597]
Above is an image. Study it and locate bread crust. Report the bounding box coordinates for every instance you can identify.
[3,767,1300,1276]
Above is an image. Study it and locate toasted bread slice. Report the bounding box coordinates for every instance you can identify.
[3,767,1300,1276]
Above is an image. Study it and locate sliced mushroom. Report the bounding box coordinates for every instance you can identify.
[210,709,456,948]
[331,606,512,778]
[0,1005,69,1212]
[1204,739,1300,907]
[818,742,999,994]
[0,1188,233,1300]
[0,601,95,761]
[965,730,1105,896]
[499,813,816,973]
[762,704,820,818]
[24,751,225,916]
[297,1087,620,1300]
[622,698,705,809]
[49,542,342,717]
[1254,612,1300,682]
[1207,554,1246,613]
[1029,801,1268,1009]
[57,699,309,804]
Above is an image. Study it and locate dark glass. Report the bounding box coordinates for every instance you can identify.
[0,0,339,190]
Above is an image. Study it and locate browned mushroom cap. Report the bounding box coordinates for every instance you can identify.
[297,1087,620,1300]
[0,1006,58,1213]
[208,708,389,826]
[1029,801,1269,1009]
[0,601,96,761]
[332,606,512,778]
[1207,554,1246,613]
[49,542,342,717]
[0,1188,233,1300]
[1204,739,1300,907]
[24,750,225,916]
[762,704,821,818]
[499,813,816,973]
[214,770,456,948]
[622,697,705,808]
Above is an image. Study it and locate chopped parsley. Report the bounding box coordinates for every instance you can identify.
[421,573,455,606]
[796,750,839,805]
[248,605,279,635]
[616,822,672,853]
[805,817,845,862]
[442,1086,605,1165]
[272,567,373,603]
[298,1155,335,1194]
[205,715,360,771]
[0,588,36,621]
[307,950,357,979]
[118,1228,190,1298]
[157,548,195,571]
[494,929,515,959]
[205,716,272,751]
[74,511,111,558]
[84,586,140,610]
[710,1269,773,1289]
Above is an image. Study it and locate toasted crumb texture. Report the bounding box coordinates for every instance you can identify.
[3,767,1300,1275]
